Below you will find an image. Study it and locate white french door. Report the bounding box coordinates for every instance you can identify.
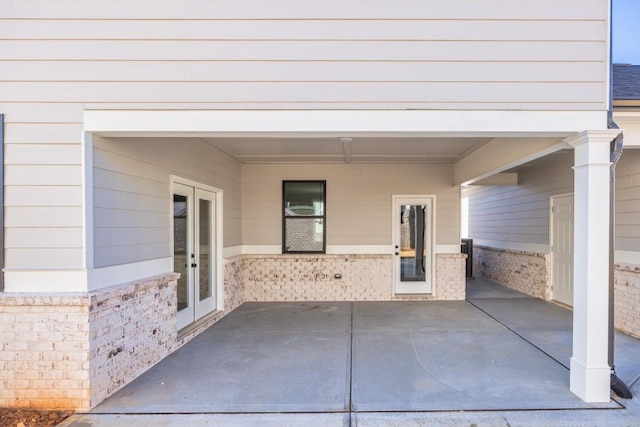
[392,195,435,294]
[173,182,220,330]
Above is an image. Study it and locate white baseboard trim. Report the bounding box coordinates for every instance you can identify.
[3,270,89,293]
[472,239,549,254]
[3,258,174,293]
[435,245,462,254]
[326,245,391,254]
[223,246,244,258]
[225,244,461,257]
[615,250,640,266]
[87,258,173,291]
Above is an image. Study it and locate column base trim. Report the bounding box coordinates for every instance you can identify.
[570,357,611,403]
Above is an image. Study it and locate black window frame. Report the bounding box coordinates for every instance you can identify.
[282,180,326,254]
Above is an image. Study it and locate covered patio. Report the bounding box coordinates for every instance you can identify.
[63,279,640,426]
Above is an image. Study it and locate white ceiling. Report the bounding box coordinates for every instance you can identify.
[200,136,491,164]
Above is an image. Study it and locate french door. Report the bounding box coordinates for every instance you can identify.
[173,182,219,330]
[393,196,434,294]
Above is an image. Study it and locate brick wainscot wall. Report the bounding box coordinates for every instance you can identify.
[473,245,640,339]
[1,252,465,410]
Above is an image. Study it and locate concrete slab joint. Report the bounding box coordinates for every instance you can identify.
[1,253,467,410]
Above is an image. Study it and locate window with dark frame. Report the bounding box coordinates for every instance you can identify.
[282,181,326,253]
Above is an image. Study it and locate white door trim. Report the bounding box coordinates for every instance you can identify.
[171,177,224,330]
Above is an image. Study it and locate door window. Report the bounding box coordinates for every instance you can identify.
[393,196,434,294]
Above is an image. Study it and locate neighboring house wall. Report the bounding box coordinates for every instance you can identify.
[616,149,640,253]
[465,151,573,251]
[465,149,640,337]
[92,136,242,268]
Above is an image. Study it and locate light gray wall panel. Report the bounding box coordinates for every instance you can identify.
[465,153,574,247]
[242,163,460,246]
[615,150,640,251]
[92,136,241,268]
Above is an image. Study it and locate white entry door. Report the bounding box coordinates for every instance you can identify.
[393,196,434,294]
[551,194,574,306]
[173,182,220,330]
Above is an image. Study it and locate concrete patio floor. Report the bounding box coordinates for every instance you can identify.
[59,278,640,426]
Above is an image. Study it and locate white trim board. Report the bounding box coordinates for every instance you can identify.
[3,257,173,293]
[471,239,550,255]
[225,244,461,257]
[85,110,607,138]
[615,250,640,266]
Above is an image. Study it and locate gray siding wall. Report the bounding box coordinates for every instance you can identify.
[617,150,640,252]
[92,137,241,268]
[464,150,640,252]
[1,0,609,271]
[464,153,573,248]
[243,163,460,247]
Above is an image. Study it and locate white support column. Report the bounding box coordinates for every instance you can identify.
[565,130,619,402]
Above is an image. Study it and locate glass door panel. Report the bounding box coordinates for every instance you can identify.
[393,196,433,294]
[173,183,218,330]
[198,199,212,302]
[400,205,427,283]
[173,184,194,330]
[195,189,216,319]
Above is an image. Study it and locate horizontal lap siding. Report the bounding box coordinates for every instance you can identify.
[0,0,608,271]
[242,163,460,246]
[464,153,574,247]
[92,136,241,268]
[2,112,84,270]
[1,0,607,109]
[616,151,640,251]
[466,150,640,253]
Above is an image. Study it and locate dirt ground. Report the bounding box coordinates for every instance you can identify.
[0,409,74,427]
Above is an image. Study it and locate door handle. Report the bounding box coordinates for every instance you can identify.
[191,263,198,268]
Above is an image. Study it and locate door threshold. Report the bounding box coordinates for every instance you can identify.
[178,309,224,337]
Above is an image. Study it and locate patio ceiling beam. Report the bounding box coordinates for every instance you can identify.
[84,110,606,139]
[471,172,519,186]
[453,137,569,186]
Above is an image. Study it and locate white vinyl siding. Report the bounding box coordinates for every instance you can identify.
[464,149,640,253]
[616,150,640,252]
[242,163,460,247]
[464,153,573,248]
[1,0,608,110]
[0,0,609,272]
[2,116,84,270]
[92,137,241,268]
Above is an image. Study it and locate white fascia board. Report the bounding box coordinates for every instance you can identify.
[611,113,640,148]
[84,110,607,138]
